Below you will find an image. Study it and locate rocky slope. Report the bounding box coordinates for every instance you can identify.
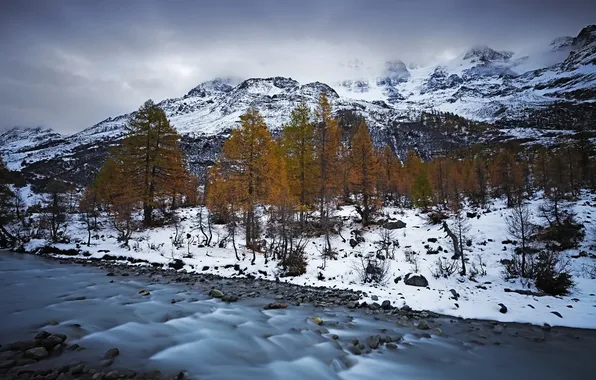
[1,25,594,186]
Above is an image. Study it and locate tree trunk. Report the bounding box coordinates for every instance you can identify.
[441,221,461,259]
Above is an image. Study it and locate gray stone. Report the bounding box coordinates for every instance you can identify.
[347,301,357,309]
[349,346,361,355]
[386,343,398,349]
[417,320,430,330]
[0,360,15,369]
[371,295,379,301]
[65,344,80,351]
[34,331,51,340]
[449,289,460,300]
[404,273,429,287]
[209,289,224,298]
[104,371,121,380]
[70,363,85,374]
[103,348,120,359]
[100,359,114,367]
[493,325,504,334]
[25,346,48,360]
[369,302,380,310]
[381,300,392,310]
[40,335,65,348]
[8,340,37,351]
[431,327,443,336]
[551,311,563,318]
[92,373,105,380]
[498,303,508,314]
[45,370,60,380]
[16,358,37,366]
[138,289,150,296]
[365,335,381,349]
[384,220,406,229]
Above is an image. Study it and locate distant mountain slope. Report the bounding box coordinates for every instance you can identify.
[1,25,594,186]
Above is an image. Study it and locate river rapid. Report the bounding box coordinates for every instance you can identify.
[1,252,594,380]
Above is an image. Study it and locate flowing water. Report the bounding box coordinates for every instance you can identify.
[1,252,594,379]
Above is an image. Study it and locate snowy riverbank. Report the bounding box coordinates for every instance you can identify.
[23,192,596,329]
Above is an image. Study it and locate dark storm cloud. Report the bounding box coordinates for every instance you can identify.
[0,0,594,133]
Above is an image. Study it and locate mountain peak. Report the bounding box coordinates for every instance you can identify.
[550,36,574,51]
[572,24,596,50]
[376,60,410,87]
[186,77,239,98]
[463,45,513,63]
[237,77,300,94]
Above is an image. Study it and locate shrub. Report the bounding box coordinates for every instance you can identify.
[428,211,448,225]
[352,254,391,284]
[283,249,308,277]
[536,222,584,251]
[431,257,459,279]
[533,250,574,296]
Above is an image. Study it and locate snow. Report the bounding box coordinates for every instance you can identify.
[28,192,596,330]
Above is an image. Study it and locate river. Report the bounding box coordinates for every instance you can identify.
[1,251,594,379]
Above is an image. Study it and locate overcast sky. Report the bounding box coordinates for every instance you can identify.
[0,0,594,134]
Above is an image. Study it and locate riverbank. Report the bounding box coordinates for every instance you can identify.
[20,194,596,330]
[2,251,596,380]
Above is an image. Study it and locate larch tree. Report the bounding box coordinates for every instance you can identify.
[114,100,188,225]
[349,121,379,225]
[489,150,523,207]
[281,102,316,226]
[42,180,70,243]
[406,151,433,209]
[79,186,100,247]
[376,144,400,204]
[210,107,275,262]
[94,157,140,245]
[313,92,342,253]
[506,201,536,278]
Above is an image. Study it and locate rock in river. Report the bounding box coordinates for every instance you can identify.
[24,347,48,360]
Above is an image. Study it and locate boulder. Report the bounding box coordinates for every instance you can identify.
[404,273,429,287]
[384,221,406,230]
[8,340,37,351]
[103,348,120,359]
[381,300,392,310]
[311,316,323,325]
[417,320,430,330]
[498,303,508,314]
[263,303,287,310]
[24,347,48,360]
[0,360,15,369]
[170,259,184,270]
[209,289,224,298]
[34,331,51,340]
[365,335,381,349]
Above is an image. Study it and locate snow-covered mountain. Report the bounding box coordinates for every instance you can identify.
[336,25,596,121]
[1,25,594,185]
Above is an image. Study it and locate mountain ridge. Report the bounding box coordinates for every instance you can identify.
[1,24,594,186]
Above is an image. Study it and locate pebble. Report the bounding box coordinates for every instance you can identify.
[103,348,120,359]
[417,320,430,330]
